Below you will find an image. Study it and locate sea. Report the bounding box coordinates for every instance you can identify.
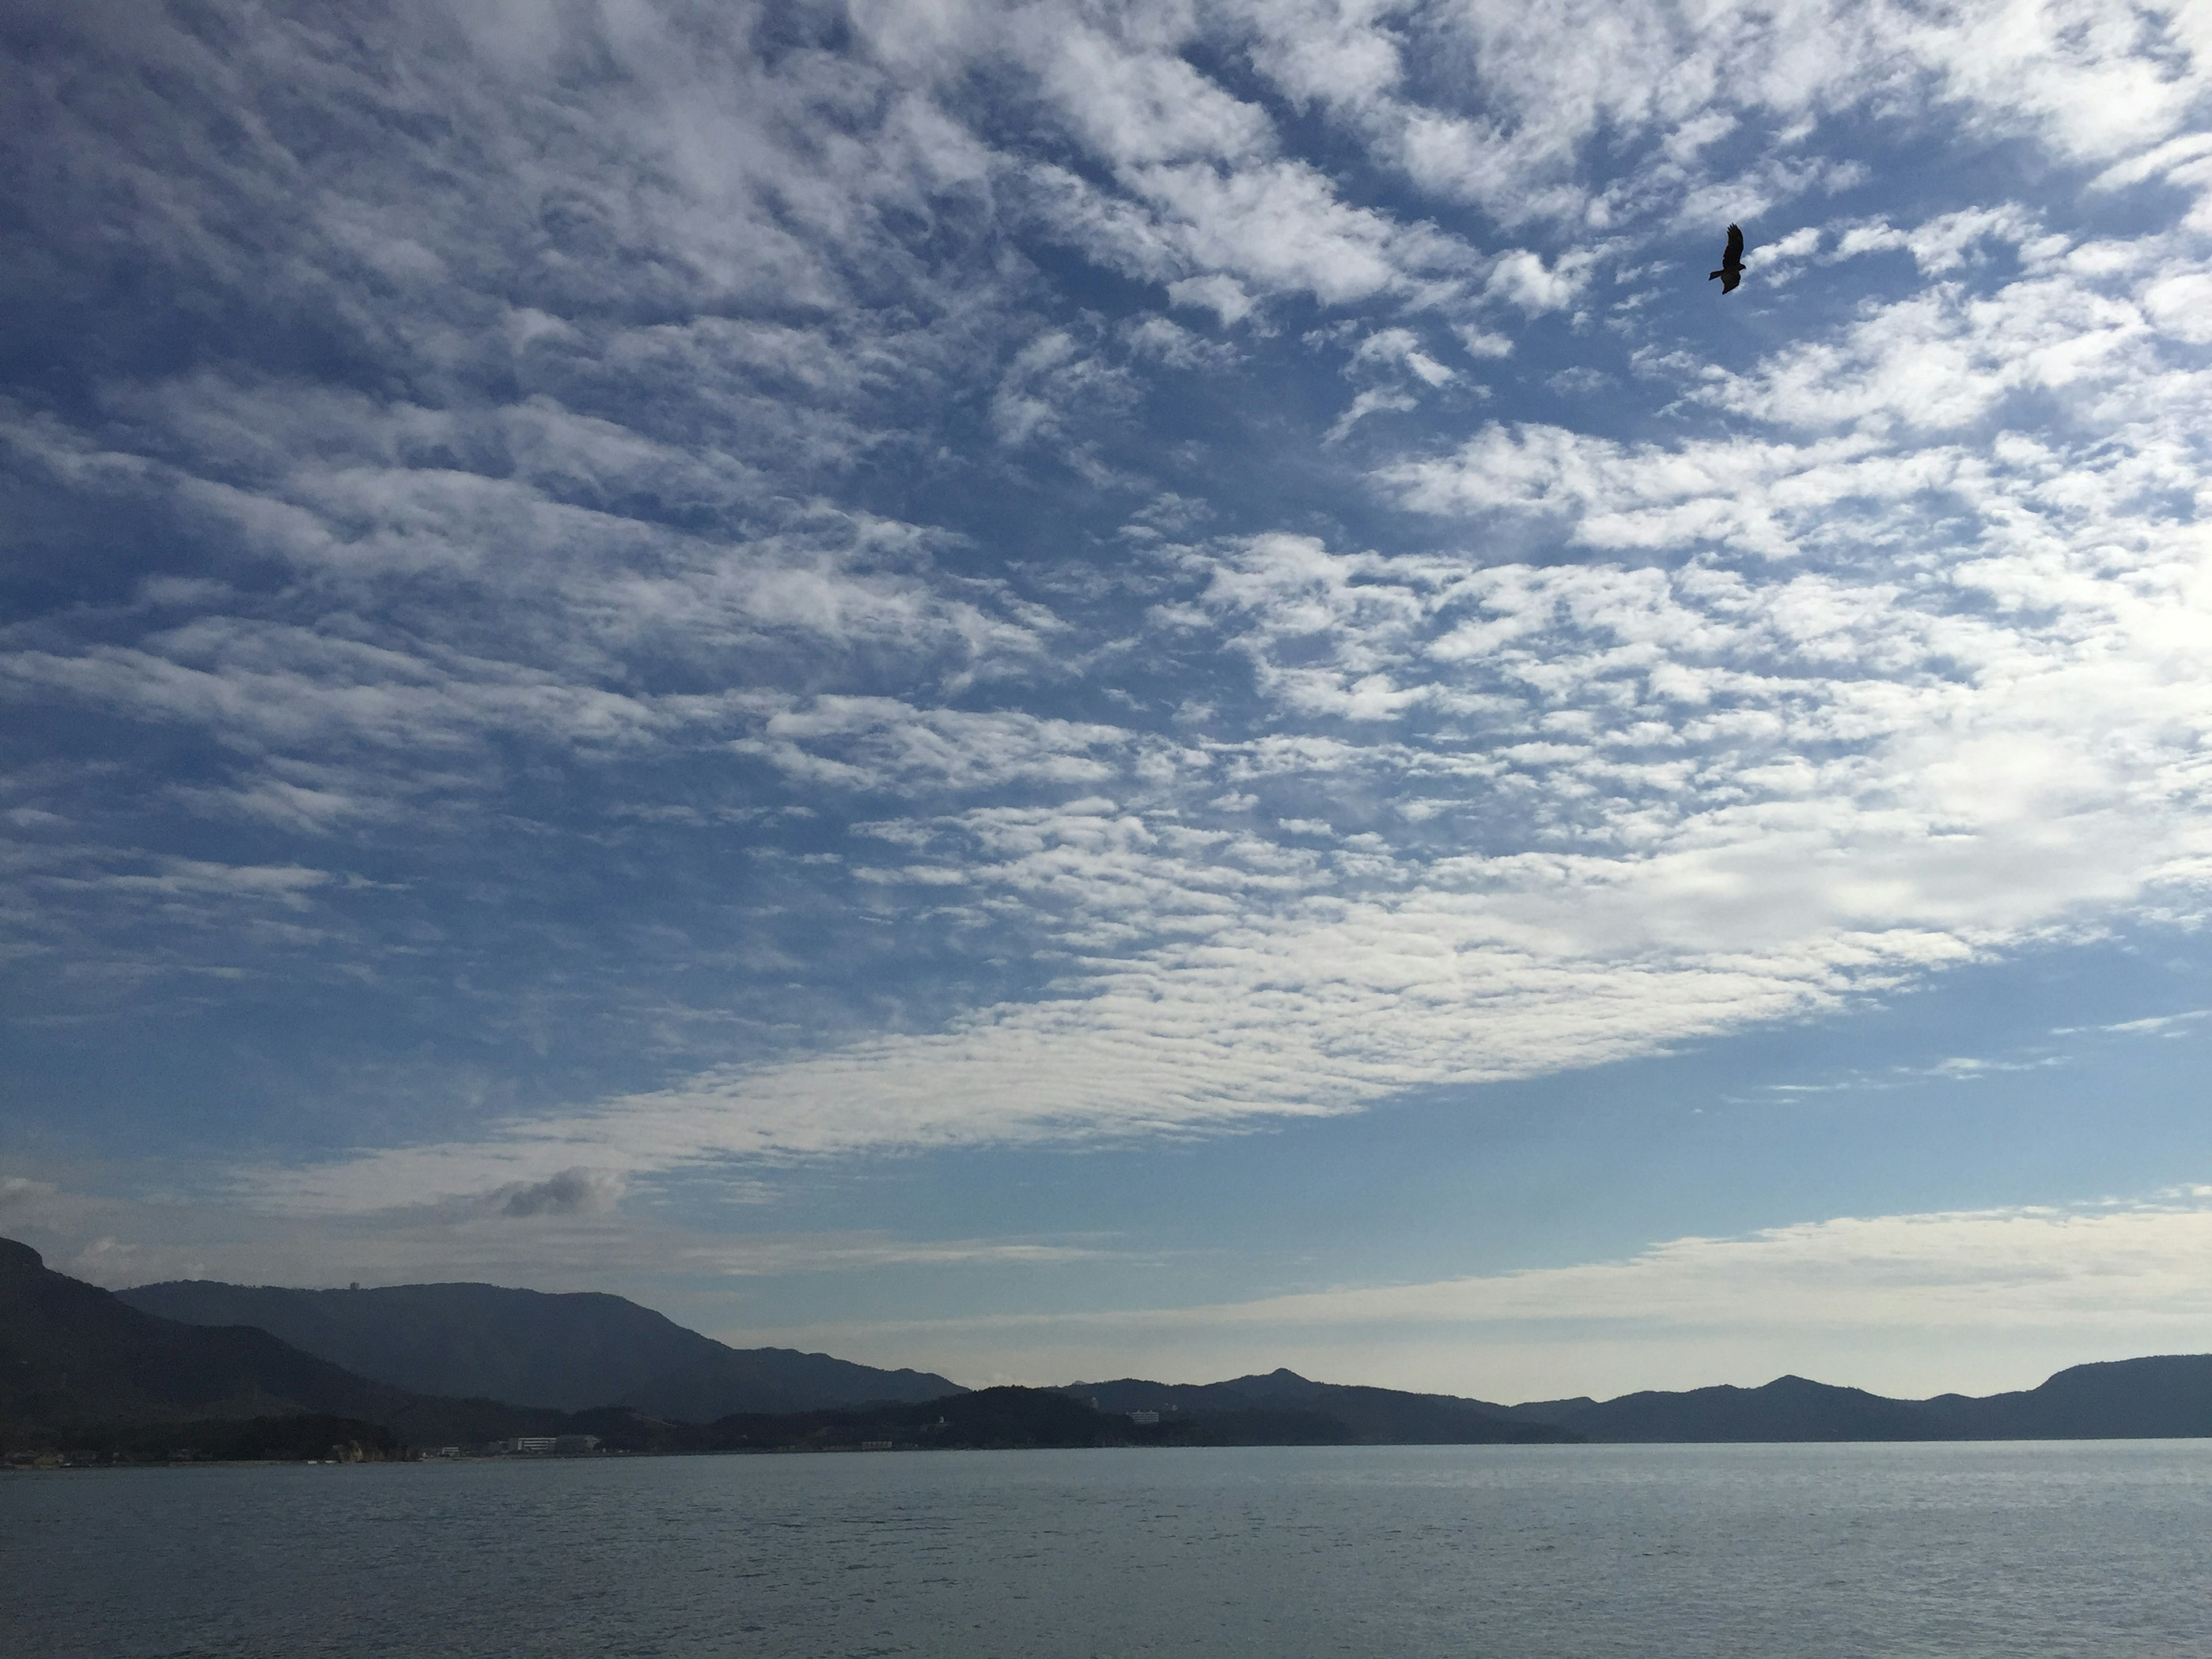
[7,1440,2209,1657]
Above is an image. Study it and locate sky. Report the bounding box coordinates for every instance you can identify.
[5,0,2212,1404]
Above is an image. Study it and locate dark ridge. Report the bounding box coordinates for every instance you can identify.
[1511,1375,1946,1442]
[118,1278,962,1419]
[2,1237,566,1446]
[1503,1357,2212,1442]
[1069,1358,2212,1445]
[22,1239,2212,1449]
[1063,1368,1574,1445]
[1912,1355,2212,1440]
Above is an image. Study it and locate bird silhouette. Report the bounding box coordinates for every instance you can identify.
[1710,223,1745,294]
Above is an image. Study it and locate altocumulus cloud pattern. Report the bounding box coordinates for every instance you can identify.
[4,1,2212,1245]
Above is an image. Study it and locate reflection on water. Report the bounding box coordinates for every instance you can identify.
[6,1440,2208,1658]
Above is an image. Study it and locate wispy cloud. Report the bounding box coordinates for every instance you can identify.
[676,1234,1120,1275]
[820,1190,2212,1337]
[705,1188,2212,1397]
[6,0,2212,1290]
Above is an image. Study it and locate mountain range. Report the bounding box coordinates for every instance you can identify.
[1490,1361,2212,1441]
[1071,1357,2212,1442]
[1066,1369,1568,1444]
[9,1239,1451,1457]
[13,1237,2212,1452]
[0,1237,552,1447]
[118,1277,960,1419]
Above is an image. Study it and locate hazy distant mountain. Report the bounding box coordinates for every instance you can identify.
[55,1239,2212,1446]
[0,1238,552,1445]
[119,1278,963,1420]
[1500,1358,2212,1441]
[1499,1375,1946,1442]
[1073,1359,2212,1444]
[1065,1369,1576,1445]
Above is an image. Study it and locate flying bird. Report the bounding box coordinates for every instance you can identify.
[1710,223,1745,294]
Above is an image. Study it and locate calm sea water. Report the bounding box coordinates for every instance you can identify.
[6,1441,2209,1657]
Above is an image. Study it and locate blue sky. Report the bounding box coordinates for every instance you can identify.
[6,0,2212,1400]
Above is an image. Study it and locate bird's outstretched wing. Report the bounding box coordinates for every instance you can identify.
[1709,223,1747,292]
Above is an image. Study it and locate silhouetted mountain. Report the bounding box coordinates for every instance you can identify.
[1064,1368,1576,1445]
[41,1236,2212,1449]
[1503,1375,1945,1442]
[1913,1355,2212,1440]
[119,1277,962,1420]
[1069,1358,2212,1445]
[0,1238,562,1447]
[1502,1357,2212,1442]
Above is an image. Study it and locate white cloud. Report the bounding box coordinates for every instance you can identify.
[1016,16,1275,169]
[1484,248,1588,313]
[1229,0,2212,233]
[248,257,2212,1211]
[1056,1191,2212,1336]
[992,328,1135,449]
[100,858,332,910]
[2084,1006,2212,1036]
[0,1168,1109,1304]
[1826,205,2058,275]
[1165,272,1258,324]
[721,1189,2212,1397]
[736,697,1140,793]
[2089,130,2212,192]
[1032,153,1474,307]
[496,1167,626,1218]
[1350,328,1456,387]
[1125,315,1237,370]
[2143,271,2212,344]
[676,1233,1116,1275]
[1324,387,1419,444]
[13,0,2212,1282]
[1452,325,1514,359]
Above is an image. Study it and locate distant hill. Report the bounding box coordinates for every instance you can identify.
[1909,1355,2212,1440]
[0,1238,559,1448]
[119,1277,963,1420]
[1498,1375,1948,1442]
[1064,1368,1576,1445]
[43,1236,2212,1448]
[1499,1358,2212,1442]
[1069,1359,2212,1445]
